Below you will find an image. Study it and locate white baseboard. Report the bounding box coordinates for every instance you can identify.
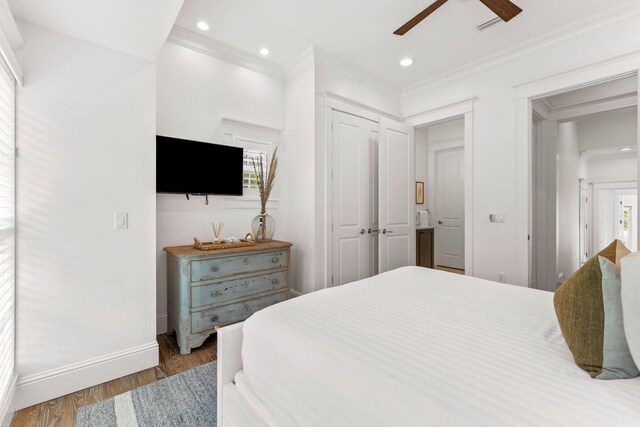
[14,341,158,410]
[0,374,18,427]
[156,313,168,335]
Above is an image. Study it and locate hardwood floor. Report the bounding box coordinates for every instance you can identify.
[435,266,465,275]
[11,333,217,427]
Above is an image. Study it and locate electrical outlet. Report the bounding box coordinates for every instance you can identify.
[497,272,506,283]
[115,212,128,230]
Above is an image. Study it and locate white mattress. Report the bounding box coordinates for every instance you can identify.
[239,267,640,426]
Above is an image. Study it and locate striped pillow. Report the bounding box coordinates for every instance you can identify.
[621,252,640,369]
[554,240,638,379]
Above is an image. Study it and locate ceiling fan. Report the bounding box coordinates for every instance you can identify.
[394,0,523,36]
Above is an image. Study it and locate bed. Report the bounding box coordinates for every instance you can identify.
[216,267,640,426]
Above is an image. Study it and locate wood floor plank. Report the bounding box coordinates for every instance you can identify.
[134,366,166,388]
[10,333,217,427]
[10,404,39,427]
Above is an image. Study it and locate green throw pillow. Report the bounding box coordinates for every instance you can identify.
[554,240,638,379]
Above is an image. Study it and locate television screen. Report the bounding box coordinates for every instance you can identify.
[156,135,244,196]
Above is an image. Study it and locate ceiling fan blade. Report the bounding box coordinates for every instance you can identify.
[393,0,450,36]
[478,0,522,22]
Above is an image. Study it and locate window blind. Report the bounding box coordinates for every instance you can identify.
[243,149,268,190]
[0,57,15,410]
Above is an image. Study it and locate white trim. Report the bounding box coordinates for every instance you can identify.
[167,26,284,81]
[0,1,23,51]
[285,47,314,81]
[322,91,398,122]
[403,1,640,98]
[221,118,282,145]
[217,322,244,427]
[547,94,637,122]
[403,100,475,276]
[224,197,279,210]
[515,52,640,287]
[0,374,17,427]
[156,313,168,335]
[0,13,22,86]
[403,98,475,127]
[14,341,158,410]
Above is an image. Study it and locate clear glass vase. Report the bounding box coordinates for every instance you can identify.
[251,213,276,242]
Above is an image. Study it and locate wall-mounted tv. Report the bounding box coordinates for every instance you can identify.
[156,135,244,196]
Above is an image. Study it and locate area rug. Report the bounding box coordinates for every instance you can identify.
[75,362,216,427]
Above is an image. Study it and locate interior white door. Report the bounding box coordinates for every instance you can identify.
[331,111,378,285]
[434,144,465,270]
[378,117,415,273]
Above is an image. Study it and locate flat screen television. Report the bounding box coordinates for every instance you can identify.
[156,135,244,196]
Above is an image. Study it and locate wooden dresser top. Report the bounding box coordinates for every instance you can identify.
[164,240,292,257]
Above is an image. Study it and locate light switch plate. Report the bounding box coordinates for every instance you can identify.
[489,212,506,223]
[115,212,128,230]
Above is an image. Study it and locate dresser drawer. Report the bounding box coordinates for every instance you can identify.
[191,250,289,282]
[191,270,288,308]
[191,291,288,333]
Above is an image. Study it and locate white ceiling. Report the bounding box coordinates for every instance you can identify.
[8,0,184,60]
[174,0,631,88]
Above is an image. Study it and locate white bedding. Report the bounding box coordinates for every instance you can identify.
[239,267,640,426]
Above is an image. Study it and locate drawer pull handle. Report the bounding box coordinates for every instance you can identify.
[272,257,278,263]
[243,281,249,287]
[211,315,218,322]
[210,265,219,273]
[210,291,220,297]
[244,303,250,311]
[272,279,279,285]
[243,258,249,265]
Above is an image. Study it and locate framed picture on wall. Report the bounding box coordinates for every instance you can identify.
[416,181,424,204]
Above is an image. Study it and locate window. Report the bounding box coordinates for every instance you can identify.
[243,149,268,190]
[0,58,15,410]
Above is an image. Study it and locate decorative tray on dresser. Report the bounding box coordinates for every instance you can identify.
[164,240,292,354]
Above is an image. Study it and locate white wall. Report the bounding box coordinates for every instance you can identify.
[284,65,316,294]
[586,155,638,182]
[577,108,638,151]
[155,42,286,331]
[401,10,640,285]
[14,22,157,407]
[556,121,580,281]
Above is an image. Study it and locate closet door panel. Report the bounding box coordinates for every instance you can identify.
[332,111,377,285]
[379,118,415,273]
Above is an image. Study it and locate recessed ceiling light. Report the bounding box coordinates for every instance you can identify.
[259,48,270,56]
[400,57,414,67]
[197,21,209,31]
[619,147,633,152]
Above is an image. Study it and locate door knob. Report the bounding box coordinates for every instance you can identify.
[437,220,444,225]
[360,229,365,235]
[382,229,394,234]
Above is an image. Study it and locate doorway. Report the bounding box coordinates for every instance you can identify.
[529,75,638,290]
[423,118,465,271]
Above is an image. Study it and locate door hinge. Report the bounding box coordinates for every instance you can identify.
[14,146,18,158]
[528,234,530,241]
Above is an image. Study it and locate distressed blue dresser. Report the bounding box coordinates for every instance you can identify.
[164,241,292,354]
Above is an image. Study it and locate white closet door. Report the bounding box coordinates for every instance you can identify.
[378,117,415,273]
[331,111,378,285]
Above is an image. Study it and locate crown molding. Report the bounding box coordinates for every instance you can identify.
[167,25,284,81]
[284,46,315,81]
[314,47,401,96]
[402,1,640,98]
